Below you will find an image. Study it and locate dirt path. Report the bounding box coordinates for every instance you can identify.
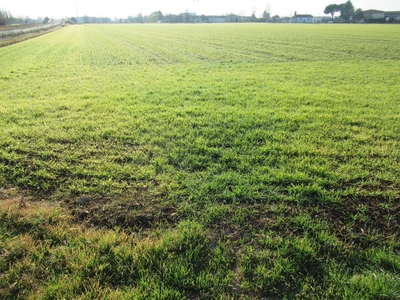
[0,24,40,32]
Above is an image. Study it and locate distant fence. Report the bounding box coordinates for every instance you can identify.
[0,21,62,38]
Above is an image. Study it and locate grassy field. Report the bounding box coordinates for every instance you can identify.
[1,23,399,299]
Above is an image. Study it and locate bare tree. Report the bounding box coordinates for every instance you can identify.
[0,10,12,26]
[251,6,257,21]
[265,4,271,14]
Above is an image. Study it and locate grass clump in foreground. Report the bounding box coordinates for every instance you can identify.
[1,193,232,299]
[1,193,399,299]
[0,24,400,298]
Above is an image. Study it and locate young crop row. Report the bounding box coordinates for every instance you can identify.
[3,23,398,68]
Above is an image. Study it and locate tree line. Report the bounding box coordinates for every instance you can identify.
[0,9,38,26]
[124,10,270,24]
[1,0,394,26]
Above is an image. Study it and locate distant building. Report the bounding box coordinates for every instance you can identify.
[240,16,252,22]
[363,9,385,20]
[226,14,242,22]
[76,16,112,24]
[207,16,227,23]
[313,16,332,23]
[384,11,400,22]
[179,12,197,17]
[291,14,313,23]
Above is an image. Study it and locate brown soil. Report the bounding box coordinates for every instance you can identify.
[2,186,398,249]
[66,193,179,231]
[310,195,400,248]
[206,194,400,249]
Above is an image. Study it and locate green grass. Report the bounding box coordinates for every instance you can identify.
[1,23,400,299]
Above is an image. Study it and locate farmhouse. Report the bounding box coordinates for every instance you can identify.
[363,9,385,20]
[291,14,313,23]
[362,9,400,23]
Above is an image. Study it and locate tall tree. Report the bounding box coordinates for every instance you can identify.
[272,15,280,22]
[0,10,5,25]
[263,10,270,22]
[251,6,257,21]
[354,8,364,22]
[340,0,355,22]
[324,4,340,19]
[149,11,163,23]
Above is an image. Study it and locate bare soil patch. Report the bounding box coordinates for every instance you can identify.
[66,193,179,231]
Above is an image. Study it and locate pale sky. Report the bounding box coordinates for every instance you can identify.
[1,0,399,19]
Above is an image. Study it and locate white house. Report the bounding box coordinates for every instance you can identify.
[291,14,313,23]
